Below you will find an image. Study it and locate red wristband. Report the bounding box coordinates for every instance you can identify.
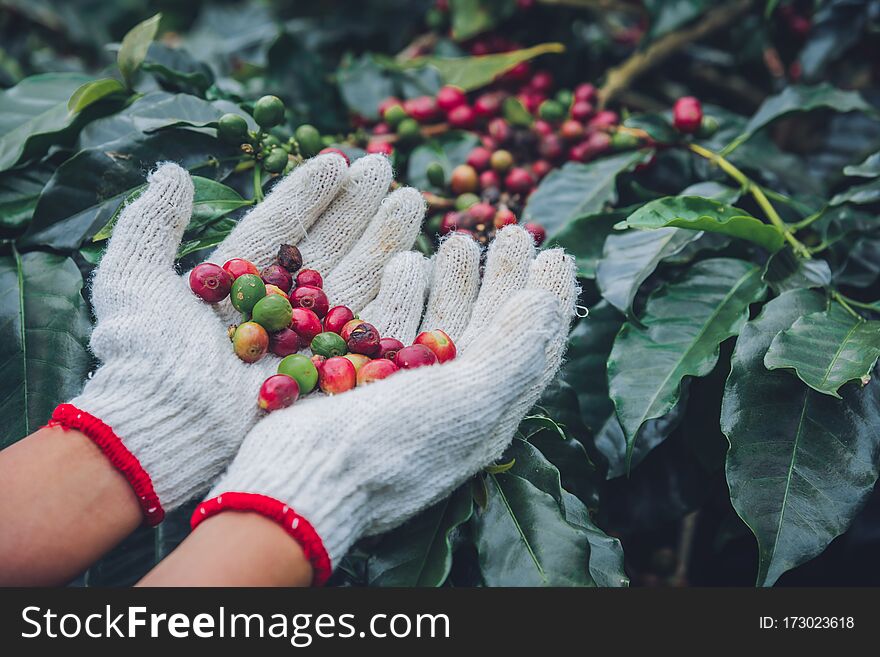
[46,403,165,526]
[191,492,332,586]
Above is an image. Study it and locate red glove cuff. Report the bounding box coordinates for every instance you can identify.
[191,492,332,586]
[46,403,165,526]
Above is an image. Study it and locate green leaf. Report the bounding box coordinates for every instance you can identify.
[412,42,565,92]
[596,227,701,317]
[644,0,715,42]
[764,302,880,398]
[449,0,516,40]
[67,78,127,114]
[762,248,831,294]
[620,196,785,253]
[830,178,880,206]
[118,13,161,88]
[407,131,480,192]
[679,181,742,204]
[523,152,646,237]
[561,492,628,587]
[336,54,442,120]
[142,42,214,96]
[0,250,92,448]
[722,289,880,586]
[502,96,533,127]
[843,151,880,178]
[0,165,52,230]
[92,177,250,242]
[177,217,237,258]
[624,113,677,144]
[725,83,876,154]
[474,439,595,586]
[608,258,767,468]
[548,208,629,279]
[366,486,473,587]
[0,73,93,172]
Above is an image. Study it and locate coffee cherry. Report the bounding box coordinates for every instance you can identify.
[311,331,347,358]
[467,147,492,171]
[426,162,446,187]
[559,119,585,141]
[263,148,288,173]
[531,159,552,180]
[404,96,438,123]
[479,169,501,190]
[436,85,467,112]
[318,147,350,164]
[383,103,408,127]
[294,124,323,157]
[310,354,326,377]
[340,319,364,342]
[265,284,289,300]
[533,119,554,137]
[377,96,402,117]
[502,61,531,84]
[414,329,457,363]
[555,89,573,107]
[223,258,259,280]
[588,110,618,130]
[347,322,381,356]
[440,211,461,234]
[261,264,293,293]
[377,337,405,360]
[504,167,535,194]
[276,244,303,273]
[252,294,293,332]
[525,222,546,246]
[538,99,566,122]
[233,322,269,363]
[366,141,393,156]
[254,95,285,128]
[469,202,496,224]
[357,358,399,385]
[673,97,703,134]
[258,374,299,411]
[278,353,319,394]
[189,263,232,303]
[539,134,564,160]
[494,208,517,229]
[611,130,639,151]
[490,149,514,172]
[344,353,372,373]
[473,91,504,118]
[296,269,323,289]
[217,114,249,144]
[517,91,544,114]
[324,305,355,334]
[529,70,554,94]
[573,83,597,103]
[447,104,476,129]
[290,307,323,343]
[455,192,480,211]
[570,100,593,122]
[269,328,302,357]
[319,356,357,394]
[396,117,421,142]
[450,164,479,194]
[231,274,267,315]
[395,344,438,369]
[488,117,511,143]
[698,115,719,138]
[291,285,329,318]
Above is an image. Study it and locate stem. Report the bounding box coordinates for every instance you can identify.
[687,143,812,258]
[253,165,264,203]
[831,291,864,320]
[835,295,880,313]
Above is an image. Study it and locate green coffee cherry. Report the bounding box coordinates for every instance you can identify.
[538,99,565,122]
[277,354,319,394]
[455,193,480,211]
[555,89,573,107]
[383,103,408,128]
[425,7,448,31]
[252,294,293,332]
[262,134,283,150]
[311,331,347,358]
[396,117,421,142]
[611,131,639,151]
[426,162,446,187]
[263,148,289,173]
[254,95,285,128]
[295,124,323,157]
[231,274,266,315]
[698,115,719,138]
[217,113,249,143]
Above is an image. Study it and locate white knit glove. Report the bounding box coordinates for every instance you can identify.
[193,227,579,584]
[51,153,424,524]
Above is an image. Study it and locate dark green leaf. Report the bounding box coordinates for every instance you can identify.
[68,78,127,114]
[366,486,473,587]
[117,13,161,87]
[764,302,880,397]
[561,491,628,587]
[0,250,92,448]
[620,196,785,252]
[608,258,767,467]
[407,131,480,192]
[830,179,880,206]
[624,113,677,144]
[0,73,93,172]
[678,181,742,204]
[142,43,214,96]
[449,0,516,40]
[762,249,831,294]
[644,0,715,42]
[722,289,880,586]
[524,152,646,237]
[548,208,629,279]
[596,227,701,317]
[502,96,533,127]
[843,151,880,178]
[0,165,52,230]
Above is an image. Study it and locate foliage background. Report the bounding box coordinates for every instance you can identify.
[2,0,880,587]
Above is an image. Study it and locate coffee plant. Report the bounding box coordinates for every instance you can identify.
[2,0,880,587]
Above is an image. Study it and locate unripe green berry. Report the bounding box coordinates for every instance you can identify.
[555,89,573,107]
[698,115,719,138]
[294,124,323,157]
[426,161,446,187]
[396,117,421,141]
[217,113,249,143]
[262,134,283,149]
[455,192,480,211]
[611,131,639,151]
[538,99,566,122]
[263,148,289,173]
[383,103,408,128]
[254,95,285,128]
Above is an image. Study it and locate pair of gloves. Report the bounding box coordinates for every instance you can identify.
[50,153,578,584]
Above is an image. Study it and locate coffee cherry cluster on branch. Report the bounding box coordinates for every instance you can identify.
[189,244,456,412]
